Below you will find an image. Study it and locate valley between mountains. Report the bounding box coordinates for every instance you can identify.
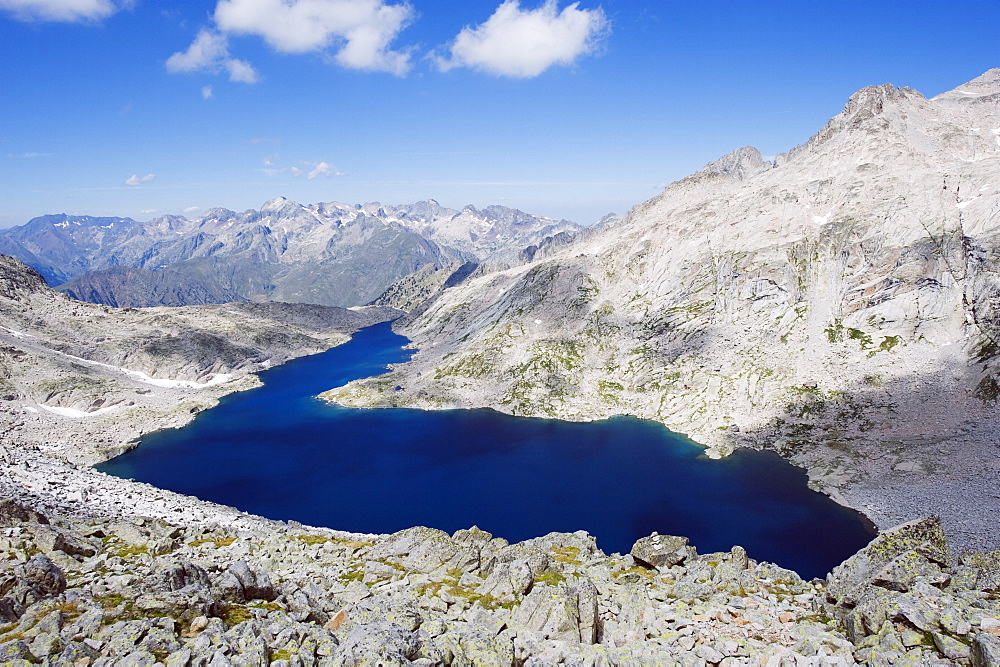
[1,70,1000,665]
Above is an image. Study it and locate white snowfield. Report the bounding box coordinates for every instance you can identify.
[38,404,120,418]
[62,353,233,389]
[123,369,233,389]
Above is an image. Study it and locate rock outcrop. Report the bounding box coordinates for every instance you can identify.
[324,69,1000,555]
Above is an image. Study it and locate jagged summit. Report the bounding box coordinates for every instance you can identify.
[701,146,772,181]
[260,196,297,212]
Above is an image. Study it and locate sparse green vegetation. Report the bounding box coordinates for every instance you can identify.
[863,374,882,387]
[188,536,237,548]
[878,335,901,352]
[550,545,582,565]
[974,375,1000,402]
[847,327,872,347]
[534,571,567,585]
[220,604,254,627]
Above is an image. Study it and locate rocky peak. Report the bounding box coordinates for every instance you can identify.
[481,204,544,226]
[841,82,915,117]
[260,196,299,214]
[775,82,924,166]
[0,254,51,299]
[700,145,772,181]
[396,200,454,221]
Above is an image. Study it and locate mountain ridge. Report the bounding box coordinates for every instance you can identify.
[0,199,580,308]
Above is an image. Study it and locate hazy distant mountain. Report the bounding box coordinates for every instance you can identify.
[0,199,579,309]
[56,265,247,308]
[363,200,580,258]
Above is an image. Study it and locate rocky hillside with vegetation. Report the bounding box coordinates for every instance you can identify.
[0,254,400,464]
[324,70,1000,556]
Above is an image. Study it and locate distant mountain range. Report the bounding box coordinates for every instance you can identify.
[0,199,580,308]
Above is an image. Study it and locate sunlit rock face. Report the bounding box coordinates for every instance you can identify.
[326,70,1000,552]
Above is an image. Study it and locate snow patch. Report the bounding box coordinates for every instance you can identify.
[534,319,542,325]
[812,211,832,225]
[124,370,233,389]
[61,353,232,389]
[23,406,38,413]
[957,199,978,209]
[39,404,120,418]
[1,327,33,339]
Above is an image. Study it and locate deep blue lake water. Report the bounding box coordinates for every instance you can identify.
[98,321,875,579]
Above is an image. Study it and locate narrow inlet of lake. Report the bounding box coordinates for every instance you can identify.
[98,321,875,579]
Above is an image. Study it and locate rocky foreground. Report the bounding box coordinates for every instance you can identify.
[1,454,1000,667]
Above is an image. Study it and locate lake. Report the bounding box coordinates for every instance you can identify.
[98,321,875,579]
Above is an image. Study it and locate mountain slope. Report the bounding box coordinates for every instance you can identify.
[0,254,400,464]
[324,69,1000,553]
[56,265,247,307]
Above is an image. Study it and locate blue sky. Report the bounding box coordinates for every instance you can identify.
[1,0,997,227]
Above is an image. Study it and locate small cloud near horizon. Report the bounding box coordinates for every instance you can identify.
[306,161,341,179]
[259,158,343,179]
[435,0,609,78]
[183,206,200,213]
[201,85,213,99]
[124,173,155,186]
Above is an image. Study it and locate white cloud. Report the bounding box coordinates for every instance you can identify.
[212,0,414,75]
[183,206,201,213]
[140,209,156,215]
[224,58,258,83]
[259,158,343,179]
[124,173,155,186]
[201,85,214,99]
[306,161,341,179]
[436,0,608,78]
[166,28,260,84]
[0,0,125,22]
